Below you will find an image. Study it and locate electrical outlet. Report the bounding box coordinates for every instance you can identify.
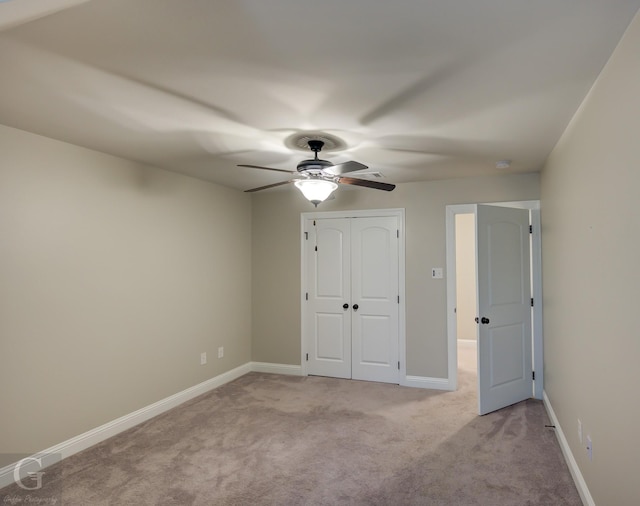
[218,346,224,359]
[578,419,583,444]
[431,267,444,279]
[200,352,207,365]
[586,435,593,461]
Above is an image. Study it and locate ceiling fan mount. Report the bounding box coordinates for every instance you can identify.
[307,139,324,153]
[237,138,395,205]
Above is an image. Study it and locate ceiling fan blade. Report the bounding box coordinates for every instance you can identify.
[324,160,368,176]
[338,176,396,191]
[237,164,296,174]
[244,180,295,193]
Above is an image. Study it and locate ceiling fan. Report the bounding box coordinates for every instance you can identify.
[238,140,395,206]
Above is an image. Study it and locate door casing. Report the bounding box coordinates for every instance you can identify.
[301,208,406,382]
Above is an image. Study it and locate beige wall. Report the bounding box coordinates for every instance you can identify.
[541,11,640,506]
[455,214,477,341]
[252,173,539,377]
[0,125,252,462]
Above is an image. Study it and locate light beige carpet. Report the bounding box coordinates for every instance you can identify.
[1,345,581,505]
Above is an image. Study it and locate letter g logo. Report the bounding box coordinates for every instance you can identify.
[13,457,45,491]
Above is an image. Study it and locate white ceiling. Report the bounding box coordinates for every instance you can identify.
[1,0,639,192]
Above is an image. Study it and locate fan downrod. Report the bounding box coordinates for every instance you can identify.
[307,140,324,158]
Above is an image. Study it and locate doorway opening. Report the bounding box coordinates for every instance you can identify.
[446,201,543,414]
[454,213,478,385]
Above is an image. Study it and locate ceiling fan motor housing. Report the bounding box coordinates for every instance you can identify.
[297,158,334,174]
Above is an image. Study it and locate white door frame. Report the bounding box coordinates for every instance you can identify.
[445,201,543,399]
[300,208,406,382]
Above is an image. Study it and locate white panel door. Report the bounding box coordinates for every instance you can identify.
[351,217,399,383]
[305,216,400,384]
[476,205,533,415]
[306,218,351,379]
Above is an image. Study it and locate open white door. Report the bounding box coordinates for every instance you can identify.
[476,205,533,415]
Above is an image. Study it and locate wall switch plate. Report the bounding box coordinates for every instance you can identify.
[200,352,207,365]
[431,267,444,279]
[586,435,592,461]
[218,346,224,359]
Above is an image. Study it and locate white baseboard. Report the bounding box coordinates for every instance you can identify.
[0,362,252,490]
[543,391,594,506]
[250,362,303,375]
[402,375,453,390]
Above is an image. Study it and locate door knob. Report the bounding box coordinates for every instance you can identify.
[343,303,349,309]
[353,304,359,311]
[481,317,490,324]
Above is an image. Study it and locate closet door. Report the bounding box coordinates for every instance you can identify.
[305,218,351,379]
[351,217,399,383]
[305,216,400,384]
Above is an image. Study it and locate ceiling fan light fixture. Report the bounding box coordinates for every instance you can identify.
[294,179,338,206]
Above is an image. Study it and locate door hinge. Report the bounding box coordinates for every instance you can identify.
[305,292,308,301]
[398,361,400,370]
[313,220,316,226]
[397,229,399,238]
[532,371,535,381]
[529,225,533,233]
[306,353,309,361]
[531,298,534,307]
[315,245,317,252]
[305,232,308,240]
[397,295,400,303]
